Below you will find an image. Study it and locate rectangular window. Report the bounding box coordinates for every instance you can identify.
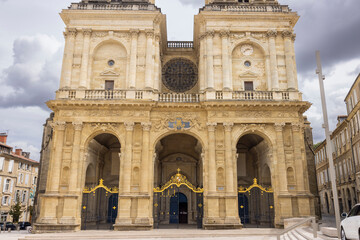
[8,160,14,173]
[3,179,10,192]
[2,196,8,205]
[22,191,27,203]
[0,157,4,171]
[105,80,114,91]
[244,81,254,91]
[25,174,29,185]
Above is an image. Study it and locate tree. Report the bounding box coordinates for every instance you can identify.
[9,194,23,223]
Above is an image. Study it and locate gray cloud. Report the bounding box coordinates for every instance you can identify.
[0,34,63,109]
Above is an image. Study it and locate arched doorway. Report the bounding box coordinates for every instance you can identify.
[81,133,121,230]
[153,133,203,228]
[236,133,274,228]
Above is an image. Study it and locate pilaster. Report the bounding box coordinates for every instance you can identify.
[60,28,76,89]
[267,30,279,90]
[282,30,296,90]
[206,31,215,90]
[145,30,154,89]
[129,29,139,89]
[79,29,92,88]
[220,31,231,91]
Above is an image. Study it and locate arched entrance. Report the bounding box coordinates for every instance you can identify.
[153,133,203,228]
[81,133,121,230]
[236,133,274,228]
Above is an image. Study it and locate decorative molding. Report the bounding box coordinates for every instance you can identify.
[141,122,152,131]
[72,121,83,131]
[266,30,277,38]
[89,122,119,133]
[291,123,301,132]
[51,121,66,131]
[205,31,215,38]
[207,122,217,132]
[274,122,286,132]
[130,29,140,38]
[145,30,154,38]
[220,30,230,38]
[82,29,92,37]
[282,30,293,39]
[223,122,234,132]
[124,122,135,131]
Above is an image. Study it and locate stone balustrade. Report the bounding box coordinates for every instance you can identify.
[203,4,289,13]
[167,41,194,48]
[70,3,156,11]
[56,89,301,102]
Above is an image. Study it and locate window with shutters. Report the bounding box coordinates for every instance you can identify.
[0,157,4,171]
[22,191,27,203]
[8,160,14,173]
[25,174,29,185]
[3,179,10,192]
[2,196,8,205]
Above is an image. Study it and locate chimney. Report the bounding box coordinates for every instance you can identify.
[0,133,7,144]
[15,149,23,156]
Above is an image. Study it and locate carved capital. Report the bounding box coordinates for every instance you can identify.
[72,121,83,131]
[282,30,293,39]
[207,122,217,132]
[291,123,301,132]
[145,30,154,38]
[82,29,92,37]
[205,31,215,38]
[266,30,277,38]
[130,29,140,38]
[223,122,234,132]
[124,122,135,131]
[51,121,66,131]
[291,34,297,41]
[64,28,77,38]
[220,30,230,38]
[274,122,286,132]
[155,34,161,42]
[141,122,152,131]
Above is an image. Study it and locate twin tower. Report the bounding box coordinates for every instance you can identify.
[34,0,318,233]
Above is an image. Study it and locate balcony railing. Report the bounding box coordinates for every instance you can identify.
[167,41,194,48]
[159,93,200,103]
[57,90,300,102]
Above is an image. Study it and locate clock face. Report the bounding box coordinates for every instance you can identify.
[241,44,254,56]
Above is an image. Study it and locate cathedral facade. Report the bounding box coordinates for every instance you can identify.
[34,0,317,232]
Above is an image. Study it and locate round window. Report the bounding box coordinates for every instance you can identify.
[162,58,198,93]
[108,60,115,67]
[244,61,251,67]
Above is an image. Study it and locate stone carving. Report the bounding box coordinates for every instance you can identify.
[92,31,108,38]
[72,121,83,131]
[220,30,230,38]
[207,122,217,132]
[291,123,301,132]
[274,122,286,132]
[124,122,135,131]
[153,113,204,132]
[51,121,66,131]
[266,30,277,38]
[239,124,266,133]
[89,122,119,133]
[282,30,293,38]
[223,122,234,131]
[141,122,152,131]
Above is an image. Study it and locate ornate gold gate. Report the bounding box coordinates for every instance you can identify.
[153,169,204,228]
[82,179,119,230]
[238,178,274,228]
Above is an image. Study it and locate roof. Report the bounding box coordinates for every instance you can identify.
[9,153,39,164]
[0,142,13,149]
[344,73,360,101]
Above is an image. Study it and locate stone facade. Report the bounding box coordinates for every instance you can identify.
[315,74,360,216]
[0,134,39,222]
[34,0,317,232]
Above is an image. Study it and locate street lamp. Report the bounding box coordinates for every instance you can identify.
[316,51,341,239]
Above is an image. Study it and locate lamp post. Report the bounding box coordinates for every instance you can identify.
[316,51,341,239]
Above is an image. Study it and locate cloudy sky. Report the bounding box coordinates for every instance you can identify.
[0,0,360,161]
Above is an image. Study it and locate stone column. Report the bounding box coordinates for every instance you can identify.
[60,28,76,89]
[153,34,161,91]
[267,30,279,90]
[145,30,154,89]
[274,123,288,193]
[207,122,217,193]
[283,31,296,90]
[206,31,215,90]
[69,122,83,192]
[49,121,66,192]
[140,122,152,193]
[265,55,272,90]
[79,29,91,88]
[292,123,306,192]
[224,122,234,193]
[221,31,231,91]
[199,34,206,91]
[129,29,139,89]
[123,122,134,193]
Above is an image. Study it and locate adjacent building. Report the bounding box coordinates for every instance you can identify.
[315,74,360,215]
[0,133,39,222]
[34,0,318,232]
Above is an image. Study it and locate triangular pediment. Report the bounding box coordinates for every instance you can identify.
[100,70,120,76]
[240,71,258,78]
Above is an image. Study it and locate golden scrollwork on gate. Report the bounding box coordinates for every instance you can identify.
[83,179,119,194]
[153,169,204,193]
[238,178,273,193]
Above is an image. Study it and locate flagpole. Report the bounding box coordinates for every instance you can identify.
[316,51,341,239]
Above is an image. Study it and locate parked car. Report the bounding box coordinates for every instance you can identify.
[0,222,17,230]
[341,203,360,240]
[19,221,31,230]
